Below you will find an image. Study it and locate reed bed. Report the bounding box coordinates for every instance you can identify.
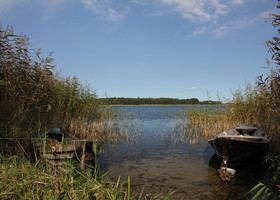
[68,115,144,145]
[185,106,236,141]
[156,106,227,145]
[0,25,105,141]
[0,25,138,151]
[180,84,280,153]
[164,87,279,148]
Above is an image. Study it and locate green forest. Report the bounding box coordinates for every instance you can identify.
[100,97,221,105]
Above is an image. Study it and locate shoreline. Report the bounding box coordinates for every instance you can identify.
[106,104,222,106]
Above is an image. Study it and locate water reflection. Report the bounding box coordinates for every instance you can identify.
[100,106,268,199]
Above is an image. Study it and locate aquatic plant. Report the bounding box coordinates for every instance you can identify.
[165,105,233,144]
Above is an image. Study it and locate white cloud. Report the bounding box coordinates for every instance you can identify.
[190,26,207,37]
[161,0,229,22]
[188,86,197,90]
[81,0,124,20]
[211,10,271,38]
[229,0,245,6]
[159,0,262,38]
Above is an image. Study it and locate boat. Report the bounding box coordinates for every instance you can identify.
[35,128,95,169]
[208,124,270,164]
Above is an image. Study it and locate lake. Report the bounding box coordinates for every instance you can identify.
[99,105,267,200]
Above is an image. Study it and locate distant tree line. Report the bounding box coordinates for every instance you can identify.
[100,97,221,105]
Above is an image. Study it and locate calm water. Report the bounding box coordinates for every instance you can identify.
[100,106,267,200]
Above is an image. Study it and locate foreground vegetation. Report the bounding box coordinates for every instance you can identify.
[0,155,127,199]
[0,154,174,200]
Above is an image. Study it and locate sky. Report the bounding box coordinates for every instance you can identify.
[0,0,278,101]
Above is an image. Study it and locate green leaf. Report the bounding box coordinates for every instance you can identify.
[249,182,263,194]
[93,142,97,154]
[127,176,130,200]
[138,187,145,200]
[261,189,273,200]
[115,176,121,189]
[252,186,266,200]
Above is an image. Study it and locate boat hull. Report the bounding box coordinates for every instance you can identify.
[209,137,269,163]
[208,124,270,164]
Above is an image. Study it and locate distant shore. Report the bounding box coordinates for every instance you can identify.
[99,97,221,105]
[107,104,221,106]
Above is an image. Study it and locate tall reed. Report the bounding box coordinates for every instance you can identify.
[185,83,280,152]
[0,25,105,141]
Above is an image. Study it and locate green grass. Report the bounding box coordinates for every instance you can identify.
[0,155,124,200]
[0,153,174,200]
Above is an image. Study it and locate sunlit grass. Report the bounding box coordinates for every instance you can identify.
[0,153,175,200]
[0,154,128,200]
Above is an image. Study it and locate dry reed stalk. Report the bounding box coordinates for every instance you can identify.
[68,118,140,145]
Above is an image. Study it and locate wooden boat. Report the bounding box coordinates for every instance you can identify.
[208,124,270,164]
[35,128,95,169]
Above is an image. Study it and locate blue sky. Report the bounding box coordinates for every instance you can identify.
[0,0,277,101]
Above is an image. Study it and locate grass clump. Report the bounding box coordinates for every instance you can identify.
[0,154,130,200]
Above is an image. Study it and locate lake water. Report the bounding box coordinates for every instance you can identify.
[99,105,267,200]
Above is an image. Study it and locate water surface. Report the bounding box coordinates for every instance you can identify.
[100,106,267,199]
